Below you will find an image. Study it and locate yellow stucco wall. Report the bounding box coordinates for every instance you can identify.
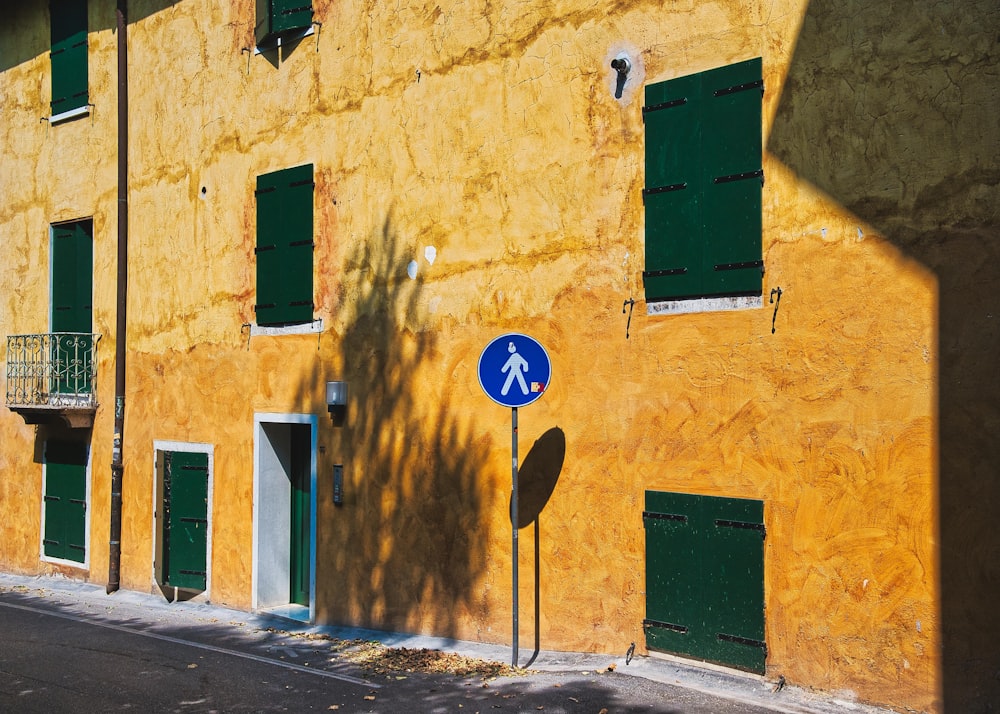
[3,1,999,712]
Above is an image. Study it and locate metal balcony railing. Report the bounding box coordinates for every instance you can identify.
[5,333,100,409]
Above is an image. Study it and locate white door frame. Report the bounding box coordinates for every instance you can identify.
[252,412,318,622]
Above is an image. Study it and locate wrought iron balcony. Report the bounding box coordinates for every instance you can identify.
[5,333,100,428]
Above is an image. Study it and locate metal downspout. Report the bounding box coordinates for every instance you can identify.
[107,0,128,594]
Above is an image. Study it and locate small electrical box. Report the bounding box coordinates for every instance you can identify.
[333,464,344,505]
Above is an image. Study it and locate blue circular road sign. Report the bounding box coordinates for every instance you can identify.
[478,333,552,408]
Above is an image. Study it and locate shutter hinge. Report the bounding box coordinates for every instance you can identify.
[642,183,687,202]
[642,268,688,278]
[713,170,764,185]
[643,619,689,634]
[713,260,764,273]
[642,97,688,117]
[714,79,764,97]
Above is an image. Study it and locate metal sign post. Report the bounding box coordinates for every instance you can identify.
[478,333,551,668]
[511,405,518,666]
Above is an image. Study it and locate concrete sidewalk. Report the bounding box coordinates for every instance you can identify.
[0,572,890,714]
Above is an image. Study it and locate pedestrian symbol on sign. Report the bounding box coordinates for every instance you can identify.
[501,342,529,396]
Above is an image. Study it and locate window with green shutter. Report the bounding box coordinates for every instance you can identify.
[43,439,88,564]
[255,164,315,327]
[51,220,94,395]
[643,58,763,304]
[255,0,314,48]
[49,0,89,119]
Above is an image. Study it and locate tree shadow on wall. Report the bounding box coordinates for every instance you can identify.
[314,215,493,639]
[768,1,1000,710]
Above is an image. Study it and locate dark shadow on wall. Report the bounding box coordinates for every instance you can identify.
[516,427,566,529]
[0,1,186,73]
[1,4,49,71]
[513,427,566,667]
[768,1,1000,710]
[308,215,492,639]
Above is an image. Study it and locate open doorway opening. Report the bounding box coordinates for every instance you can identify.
[253,414,317,622]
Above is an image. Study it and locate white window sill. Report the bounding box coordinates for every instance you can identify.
[254,25,315,55]
[50,105,90,125]
[250,318,323,336]
[41,554,88,570]
[647,295,762,316]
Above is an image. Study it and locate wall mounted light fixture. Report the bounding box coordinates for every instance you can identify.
[326,381,348,426]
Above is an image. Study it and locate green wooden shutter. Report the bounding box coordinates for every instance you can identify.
[52,222,92,334]
[643,59,762,301]
[43,440,88,563]
[163,451,209,591]
[273,0,313,34]
[255,164,314,326]
[643,490,766,673]
[701,59,763,296]
[50,0,88,116]
[51,221,93,395]
[256,0,313,45]
[643,73,702,300]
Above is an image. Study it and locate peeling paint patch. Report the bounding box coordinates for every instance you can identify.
[407,260,418,280]
[424,246,437,265]
[647,295,762,315]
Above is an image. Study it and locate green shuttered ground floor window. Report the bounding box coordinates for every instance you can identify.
[43,440,88,564]
[643,490,766,673]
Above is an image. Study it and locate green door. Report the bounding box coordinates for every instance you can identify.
[51,221,93,395]
[643,491,766,673]
[43,440,88,563]
[162,451,209,591]
[289,425,311,607]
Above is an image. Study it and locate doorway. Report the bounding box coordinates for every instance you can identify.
[153,443,213,597]
[253,414,316,621]
[643,490,766,673]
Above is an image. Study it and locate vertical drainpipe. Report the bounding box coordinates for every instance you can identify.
[107,0,128,595]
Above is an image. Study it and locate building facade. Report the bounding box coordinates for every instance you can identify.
[2,1,998,712]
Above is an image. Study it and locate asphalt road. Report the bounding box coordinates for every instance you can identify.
[0,582,852,713]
